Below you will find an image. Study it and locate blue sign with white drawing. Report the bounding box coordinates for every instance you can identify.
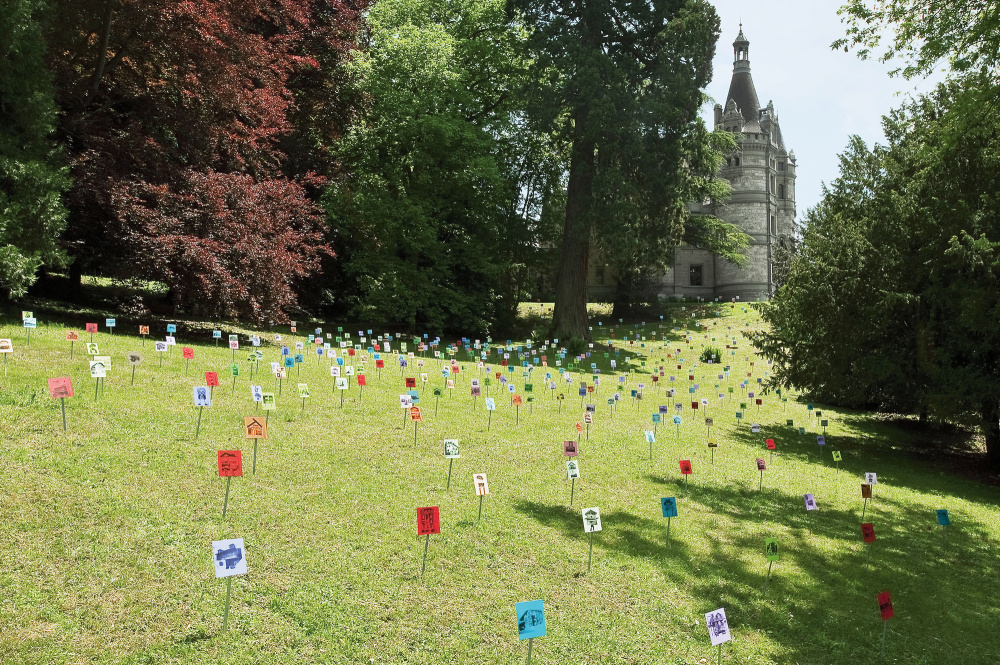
[166,324,177,333]
[661,497,678,517]
[516,599,546,640]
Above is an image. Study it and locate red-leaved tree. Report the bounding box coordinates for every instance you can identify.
[48,0,367,321]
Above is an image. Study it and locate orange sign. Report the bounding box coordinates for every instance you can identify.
[244,417,267,439]
[139,325,150,335]
[410,406,422,421]
[575,422,583,433]
[66,331,80,342]
[512,395,523,406]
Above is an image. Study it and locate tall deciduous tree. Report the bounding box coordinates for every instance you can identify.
[46,0,366,322]
[511,0,744,339]
[0,0,69,297]
[324,0,560,333]
[751,78,1000,471]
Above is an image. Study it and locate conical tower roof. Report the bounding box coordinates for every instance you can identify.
[727,27,761,130]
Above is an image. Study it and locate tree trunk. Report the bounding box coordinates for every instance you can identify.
[551,106,595,341]
[981,398,1000,471]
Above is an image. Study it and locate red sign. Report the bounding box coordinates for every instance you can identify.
[877,591,894,620]
[357,374,367,387]
[862,523,876,543]
[688,375,694,381]
[409,406,422,421]
[691,401,699,410]
[86,323,98,333]
[348,348,355,356]
[766,438,776,450]
[679,460,693,475]
[564,440,578,457]
[405,377,416,388]
[205,371,219,387]
[374,344,381,351]
[217,450,243,477]
[756,398,762,406]
[451,365,460,374]
[47,377,74,399]
[182,347,194,360]
[416,506,441,535]
[575,422,583,433]
[376,359,385,369]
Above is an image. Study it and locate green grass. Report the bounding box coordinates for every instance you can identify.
[1,306,998,665]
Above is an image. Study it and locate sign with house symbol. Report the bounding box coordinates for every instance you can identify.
[865,472,878,485]
[661,497,677,518]
[564,440,578,457]
[473,474,490,496]
[444,440,460,458]
[705,608,732,646]
[47,377,74,399]
[804,493,817,510]
[193,386,212,407]
[244,417,266,439]
[212,538,247,577]
[217,451,243,477]
[581,507,602,532]
[878,591,894,620]
[567,460,580,479]
[516,599,546,640]
[765,538,779,562]
[416,506,440,535]
[89,360,106,378]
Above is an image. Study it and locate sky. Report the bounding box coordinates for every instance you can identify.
[702,0,947,218]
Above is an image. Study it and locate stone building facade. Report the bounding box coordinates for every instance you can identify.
[585,28,797,302]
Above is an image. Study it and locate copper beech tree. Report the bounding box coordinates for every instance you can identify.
[48,0,367,321]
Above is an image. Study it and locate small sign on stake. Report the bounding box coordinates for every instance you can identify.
[416,506,440,577]
[212,537,247,633]
[516,599,546,663]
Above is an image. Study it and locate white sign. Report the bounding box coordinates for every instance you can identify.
[399,395,412,408]
[444,439,460,458]
[193,386,212,407]
[705,608,731,646]
[865,472,878,485]
[212,538,248,578]
[336,377,349,390]
[581,507,602,532]
[473,473,490,496]
[567,460,580,479]
[165,336,176,346]
[89,360,107,378]
[251,385,263,402]
[155,341,168,352]
[485,397,495,411]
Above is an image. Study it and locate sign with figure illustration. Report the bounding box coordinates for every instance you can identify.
[212,538,247,577]
[756,458,767,471]
[582,507,602,532]
[679,460,693,475]
[473,474,490,496]
[217,450,243,477]
[705,608,731,646]
[516,599,546,640]
[861,523,876,543]
[193,386,212,407]
[936,509,950,526]
[661,497,678,518]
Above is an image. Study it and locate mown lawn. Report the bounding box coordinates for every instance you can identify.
[1,305,997,664]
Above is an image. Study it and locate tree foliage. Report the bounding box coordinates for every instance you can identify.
[0,0,68,297]
[46,0,367,321]
[511,0,748,338]
[751,77,1000,470]
[834,0,1000,79]
[324,0,559,333]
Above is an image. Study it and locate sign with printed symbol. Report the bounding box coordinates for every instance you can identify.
[564,440,578,457]
[473,474,490,496]
[139,326,150,335]
[485,397,495,410]
[865,472,878,485]
[212,538,247,577]
[261,393,275,410]
[409,406,422,421]
[127,352,142,366]
[756,458,767,471]
[217,450,243,477]
[336,377,349,390]
[566,460,580,479]
[705,608,731,646]
[244,417,266,439]
[804,493,817,510]
[444,440,460,458]
[817,435,826,446]
[193,386,212,406]
[86,323,98,333]
[89,360,107,378]
[679,460,693,475]
[878,591,894,620]
[47,377,74,399]
[661,497,678,518]
[766,438,775,450]
[66,331,80,342]
[416,506,440,535]
[87,343,99,355]
[297,383,309,398]
[182,347,194,360]
[832,450,842,461]
[581,507,602,532]
[251,385,263,402]
[765,538,779,562]
[155,341,168,352]
[516,600,546,640]
[751,424,760,433]
[861,523,876,543]
[205,372,219,387]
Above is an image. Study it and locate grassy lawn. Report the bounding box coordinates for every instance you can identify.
[1,304,998,664]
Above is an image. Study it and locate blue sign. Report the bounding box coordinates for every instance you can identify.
[283,357,295,368]
[936,510,950,526]
[294,354,304,363]
[516,599,546,640]
[166,324,177,333]
[106,318,116,327]
[282,346,290,356]
[661,497,678,518]
[673,416,682,425]
[213,330,222,338]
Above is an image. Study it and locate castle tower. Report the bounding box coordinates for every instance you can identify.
[662,27,797,301]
